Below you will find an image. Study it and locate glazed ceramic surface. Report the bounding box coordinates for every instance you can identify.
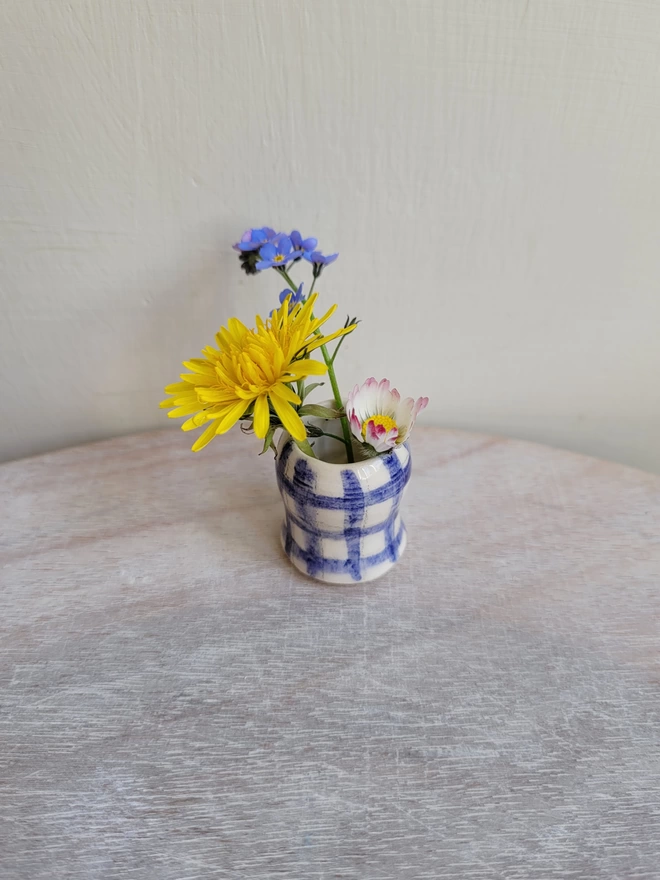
[275,435,411,583]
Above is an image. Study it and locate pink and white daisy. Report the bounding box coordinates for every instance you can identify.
[345,378,429,454]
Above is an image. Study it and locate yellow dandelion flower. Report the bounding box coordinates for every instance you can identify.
[161,293,355,451]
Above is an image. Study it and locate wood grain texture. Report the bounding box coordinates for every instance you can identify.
[1,426,660,879]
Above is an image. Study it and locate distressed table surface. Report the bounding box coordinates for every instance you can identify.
[1,427,660,879]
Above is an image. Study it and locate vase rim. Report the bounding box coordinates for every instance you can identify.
[277,430,407,474]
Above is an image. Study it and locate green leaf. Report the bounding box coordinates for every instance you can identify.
[259,424,276,456]
[356,441,381,459]
[300,381,325,402]
[294,437,318,458]
[329,317,359,364]
[298,404,340,420]
[304,424,324,438]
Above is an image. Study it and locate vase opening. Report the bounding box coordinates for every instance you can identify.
[301,408,374,465]
[307,418,347,463]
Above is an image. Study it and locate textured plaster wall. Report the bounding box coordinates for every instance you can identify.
[2,0,660,471]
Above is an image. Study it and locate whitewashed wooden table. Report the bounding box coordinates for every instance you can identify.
[1,427,660,879]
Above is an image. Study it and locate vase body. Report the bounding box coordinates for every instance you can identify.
[275,435,411,584]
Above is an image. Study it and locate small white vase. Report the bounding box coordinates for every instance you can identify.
[275,429,411,584]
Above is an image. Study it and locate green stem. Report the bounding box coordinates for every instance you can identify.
[279,268,299,296]
[307,272,317,300]
[280,269,309,410]
[330,333,347,364]
[318,430,347,444]
[320,342,354,462]
[280,268,354,463]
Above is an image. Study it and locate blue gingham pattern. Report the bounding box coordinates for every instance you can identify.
[276,440,411,583]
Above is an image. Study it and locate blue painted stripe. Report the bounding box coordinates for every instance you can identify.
[383,452,403,561]
[278,453,411,511]
[276,440,293,491]
[286,523,406,576]
[277,442,295,560]
[291,457,323,578]
[283,508,394,539]
[341,469,365,581]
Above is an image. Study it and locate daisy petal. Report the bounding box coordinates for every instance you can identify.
[182,413,209,431]
[270,394,306,441]
[215,399,251,435]
[253,394,270,439]
[183,360,215,376]
[287,359,327,379]
[191,420,220,452]
[271,383,301,405]
[302,322,356,355]
[168,403,203,418]
[227,318,249,343]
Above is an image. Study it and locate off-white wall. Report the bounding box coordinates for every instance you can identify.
[2,0,660,471]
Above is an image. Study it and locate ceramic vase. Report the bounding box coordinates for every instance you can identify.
[275,431,411,584]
